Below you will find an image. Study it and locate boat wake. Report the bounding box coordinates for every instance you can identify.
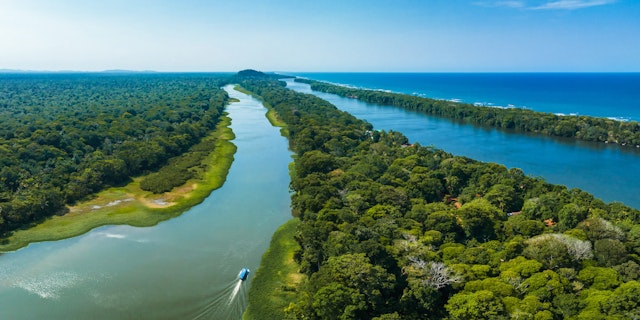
[192,276,248,319]
[228,280,242,305]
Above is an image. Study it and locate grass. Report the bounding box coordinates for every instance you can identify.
[243,218,305,320]
[0,115,236,252]
[232,85,254,97]
[239,86,301,319]
[234,85,289,137]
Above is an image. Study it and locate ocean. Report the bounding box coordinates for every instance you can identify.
[288,73,640,122]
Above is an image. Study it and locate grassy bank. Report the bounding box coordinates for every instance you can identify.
[0,115,236,252]
[242,86,301,319]
[234,85,289,137]
[243,218,304,320]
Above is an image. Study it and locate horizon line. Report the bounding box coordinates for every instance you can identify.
[1,68,639,74]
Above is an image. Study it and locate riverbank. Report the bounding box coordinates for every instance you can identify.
[241,86,301,319]
[243,218,304,320]
[0,115,236,252]
[234,85,289,137]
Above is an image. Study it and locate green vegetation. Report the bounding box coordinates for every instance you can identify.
[244,218,304,320]
[242,77,640,319]
[139,126,224,193]
[0,70,278,248]
[234,83,289,137]
[298,78,640,147]
[0,115,236,251]
[0,73,231,238]
[4,70,639,318]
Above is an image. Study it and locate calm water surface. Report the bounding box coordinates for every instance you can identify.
[0,86,292,319]
[287,79,640,209]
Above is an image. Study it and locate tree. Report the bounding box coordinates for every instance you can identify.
[456,198,503,242]
[408,259,462,290]
[464,277,514,297]
[613,261,640,282]
[405,173,444,203]
[445,290,507,320]
[424,209,464,242]
[309,253,397,318]
[577,218,624,241]
[594,238,627,267]
[372,312,403,320]
[521,270,566,301]
[312,283,366,320]
[557,203,587,231]
[484,184,520,213]
[577,266,620,290]
[553,293,583,318]
[499,256,542,278]
[296,150,336,177]
[503,214,545,238]
[524,234,592,269]
[605,281,640,319]
[503,295,552,319]
[399,282,441,318]
[374,186,409,211]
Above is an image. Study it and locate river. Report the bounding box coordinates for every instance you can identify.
[0,86,292,319]
[286,79,640,210]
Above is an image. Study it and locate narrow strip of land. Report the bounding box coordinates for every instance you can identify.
[298,78,640,148]
[0,115,236,252]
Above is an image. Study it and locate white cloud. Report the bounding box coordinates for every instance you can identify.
[474,0,616,10]
[531,0,617,10]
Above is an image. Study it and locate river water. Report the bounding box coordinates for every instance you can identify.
[286,79,640,210]
[0,86,292,319]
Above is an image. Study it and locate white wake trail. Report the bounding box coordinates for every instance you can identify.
[228,280,242,305]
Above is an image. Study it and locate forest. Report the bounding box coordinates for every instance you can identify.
[242,76,640,319]
[2,70,639,318]
[0,73,229,237]
[297,78,640,147]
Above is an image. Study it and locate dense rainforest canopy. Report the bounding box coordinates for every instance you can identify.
[297,78,640,147]
[0,73,230,236]
[2,70,639,318]
[242,77,640,319]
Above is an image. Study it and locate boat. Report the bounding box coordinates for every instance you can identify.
[238,268,250,281]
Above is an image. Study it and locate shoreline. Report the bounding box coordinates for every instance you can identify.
[242,89,302,319]
[234,84,289,136]
[243,219,303,319]
[0,115,236,252]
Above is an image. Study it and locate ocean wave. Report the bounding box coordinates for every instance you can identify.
[607,116,631,122]
[551,114,631,122]
[306,79,637,122]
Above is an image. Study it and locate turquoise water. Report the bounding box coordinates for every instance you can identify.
[0,86,292,319]
[287,79,640,209]
[290,73,640,121]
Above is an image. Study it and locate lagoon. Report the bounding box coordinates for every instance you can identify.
[287,79,640,210]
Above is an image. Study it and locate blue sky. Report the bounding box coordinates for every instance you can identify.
[0,0,638,72]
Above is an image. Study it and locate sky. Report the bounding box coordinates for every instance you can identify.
[0,0,638,72]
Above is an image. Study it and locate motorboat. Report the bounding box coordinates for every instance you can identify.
[238,268,250,281]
